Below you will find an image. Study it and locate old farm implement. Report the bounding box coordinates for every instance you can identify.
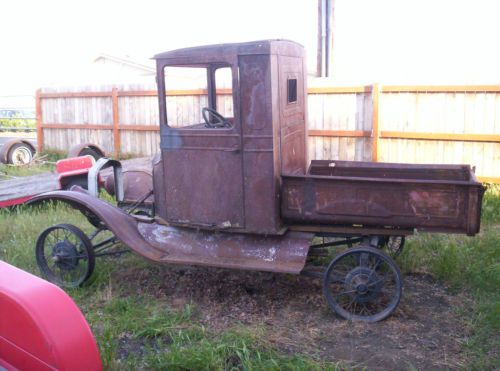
[29,40,485,322]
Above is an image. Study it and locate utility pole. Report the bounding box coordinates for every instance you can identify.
[317,0,335,78]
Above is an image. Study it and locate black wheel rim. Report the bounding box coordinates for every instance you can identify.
[36,224,95,288]
[323,246,402,322]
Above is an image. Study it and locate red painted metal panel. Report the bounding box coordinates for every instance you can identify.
[56,156,94,174]
[0,195,32,208]
[0,261,102,370]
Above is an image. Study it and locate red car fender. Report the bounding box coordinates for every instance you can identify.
[0,261,102,370]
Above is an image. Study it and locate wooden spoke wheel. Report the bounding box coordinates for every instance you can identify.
[323,246,402,322]
[36,224,95,288]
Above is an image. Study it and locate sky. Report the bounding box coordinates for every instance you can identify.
[0,0,316,95]
[1,0,500,97]
[332,0,500,85]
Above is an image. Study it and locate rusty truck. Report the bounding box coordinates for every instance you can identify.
[30,40,485,322]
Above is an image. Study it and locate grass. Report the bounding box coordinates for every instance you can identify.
[0,165,498,369]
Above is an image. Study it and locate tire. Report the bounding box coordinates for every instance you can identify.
[36,224,95,287]
[79,147,103,161]
[7,143,34,165]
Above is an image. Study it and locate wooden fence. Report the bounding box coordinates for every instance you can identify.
[36,84,500,183]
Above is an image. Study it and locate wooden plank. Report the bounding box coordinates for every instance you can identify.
[0,173,59,202]
[382,85,500,93]
[119,90,158,97]
[112,88,120,156]
[41,124,114,130]
[40,86,500,100]
[35,89,43,152]
[362,93,372,161]
[40,92,112,98]
[308,129,371,137]
[354,93,365,160]
[321,93,330,160]
[308,86,371,94]
[111,85,500,96]
[478,176,500,184]
[371,84,380,161]
[119,88,232,97]
[380,131,500,143]
[119,125,160,131]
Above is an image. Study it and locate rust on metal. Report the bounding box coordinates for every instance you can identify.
[137,224,312,273]
[153,40,308,235]
[282,160,484,235]
[103,157,154,207]
[28,191,312,273]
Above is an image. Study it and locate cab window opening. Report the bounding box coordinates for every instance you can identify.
[163,65,235,129]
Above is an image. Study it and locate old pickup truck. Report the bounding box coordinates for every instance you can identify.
[29,40,485,322]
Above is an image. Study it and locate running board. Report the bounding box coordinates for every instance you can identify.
[137,223,313,274]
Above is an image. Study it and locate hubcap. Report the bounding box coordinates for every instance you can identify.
[357,283,368,294]
[12,147,32,165]
[51,241,79,270]
[345,266,381,303]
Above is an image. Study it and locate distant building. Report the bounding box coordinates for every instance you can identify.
[89,53,156,84]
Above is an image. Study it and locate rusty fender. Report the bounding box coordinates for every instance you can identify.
[28,190,163,261]
[28,191,313,273]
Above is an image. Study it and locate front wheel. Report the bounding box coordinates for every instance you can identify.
[36,224,95,288]
[323,246,402,322]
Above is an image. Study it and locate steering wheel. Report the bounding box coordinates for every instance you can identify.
[202,107,231,128]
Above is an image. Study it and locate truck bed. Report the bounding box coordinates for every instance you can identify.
[281,160,485,235]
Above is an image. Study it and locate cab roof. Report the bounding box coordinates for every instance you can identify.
[153,39,304,61]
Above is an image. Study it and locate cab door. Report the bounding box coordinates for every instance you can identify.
[159,65,245,229]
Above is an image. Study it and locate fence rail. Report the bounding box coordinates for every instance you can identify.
[36,84,500,183]
[0,127,36,132]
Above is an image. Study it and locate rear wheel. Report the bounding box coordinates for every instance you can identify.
[36,224,95,288]
[323,246,402,322]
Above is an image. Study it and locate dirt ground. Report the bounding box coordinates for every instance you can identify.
[115,263,473,370]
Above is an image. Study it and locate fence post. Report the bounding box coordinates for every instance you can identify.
[35,89,43,153]
[112,88,120,157]
[371,83,380,162]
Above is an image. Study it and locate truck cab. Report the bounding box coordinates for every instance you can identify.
[153,40,307,235]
